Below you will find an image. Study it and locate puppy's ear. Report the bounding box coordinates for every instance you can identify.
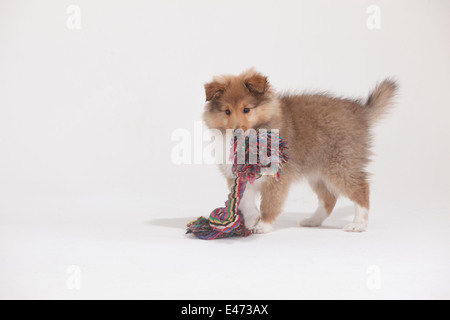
[244,73,268,95]
[205,82,225,102]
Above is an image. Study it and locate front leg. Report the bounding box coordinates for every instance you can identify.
[254,175,291,234]
[230,178,262,229]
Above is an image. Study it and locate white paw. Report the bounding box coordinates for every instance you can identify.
[252,220,273,234]
[300,217,323,228]
[242,209,261,230]
[343,222,368,232]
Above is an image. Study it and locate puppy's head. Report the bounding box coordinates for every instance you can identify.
[203,69,279,132]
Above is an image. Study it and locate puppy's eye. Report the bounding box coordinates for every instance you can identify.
[243,108,250,114]
[225,110,231,116]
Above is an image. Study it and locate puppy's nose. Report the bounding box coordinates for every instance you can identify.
[239,126,249,134]
[233,127,252,137]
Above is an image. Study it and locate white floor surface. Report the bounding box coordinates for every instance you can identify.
[1,189,449,300]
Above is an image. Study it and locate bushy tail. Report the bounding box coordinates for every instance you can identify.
[365,79,398,123]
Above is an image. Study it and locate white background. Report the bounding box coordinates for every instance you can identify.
[1,0,449,300]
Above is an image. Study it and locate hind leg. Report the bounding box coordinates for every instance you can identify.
[343,180,370,232]
[301,179,337,227]
[328,172,370,232]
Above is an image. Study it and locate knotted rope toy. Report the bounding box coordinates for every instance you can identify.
[186,130,289,240]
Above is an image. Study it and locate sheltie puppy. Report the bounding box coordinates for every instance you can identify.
[203,68,397,233]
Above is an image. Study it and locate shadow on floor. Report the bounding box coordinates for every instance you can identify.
[148,216,258,242]
[148,216,198,230]
[148,205,354,231]
[278,205,354,230]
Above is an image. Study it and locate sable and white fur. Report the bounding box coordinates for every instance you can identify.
[203,69,397,233]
